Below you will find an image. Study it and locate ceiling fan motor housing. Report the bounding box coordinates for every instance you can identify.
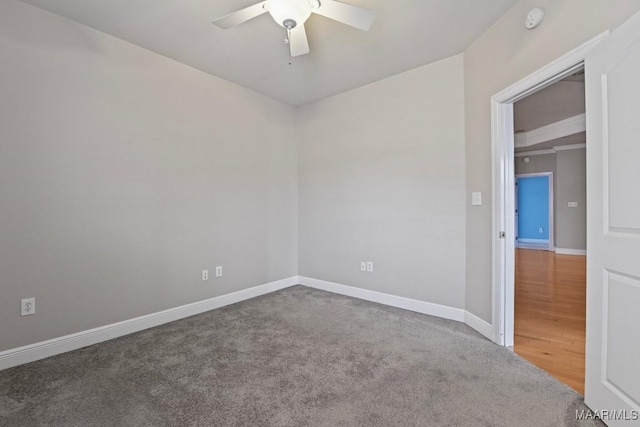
[265,0,320,29]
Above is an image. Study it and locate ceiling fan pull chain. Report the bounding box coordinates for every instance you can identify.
[287,27,292,65]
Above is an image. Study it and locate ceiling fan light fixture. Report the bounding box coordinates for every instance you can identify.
[265,0,320,29]
[212,0,375,58]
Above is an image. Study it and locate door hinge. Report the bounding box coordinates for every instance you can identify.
[499,231,506,239]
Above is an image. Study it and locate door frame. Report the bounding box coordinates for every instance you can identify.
[515,172,554,251]
[491,32,608,347]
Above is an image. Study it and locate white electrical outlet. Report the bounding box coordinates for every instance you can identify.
[568,202,578,208]
[202,269,209,280]
[366,262,374,272]
[21,298,35,316]
[215,266,223,278]
[472,192,482,206]
[360,262,367,271]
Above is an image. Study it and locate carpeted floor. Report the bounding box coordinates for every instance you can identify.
[0,285,602,426]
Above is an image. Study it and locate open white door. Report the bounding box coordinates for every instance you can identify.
[585,10,640,425]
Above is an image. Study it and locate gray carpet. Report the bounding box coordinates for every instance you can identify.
[0,285,602,427]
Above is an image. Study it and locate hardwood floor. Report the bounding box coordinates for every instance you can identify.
[514,249,586,394]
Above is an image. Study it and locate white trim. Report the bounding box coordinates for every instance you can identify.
[555,248,587,256]
[491,32,608,348]
[492,32,609,103]
[515,149,556,157]
[515,143,586,158]
[0,276,499,371]
[0,276,300,371]
[491,97,514,347]
[464,311,494,341]
[515,114,586,148]
[554,143,586,151]
[298,276,465,321]
[517,244,551,251]
[298,276,494,340]
[517,238,550,244]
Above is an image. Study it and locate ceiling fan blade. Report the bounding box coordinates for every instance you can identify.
[289,24,310,57]
[212,1,268,29]
[313,0,375,31]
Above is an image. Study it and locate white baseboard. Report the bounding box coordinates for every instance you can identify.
[299,277,495,340]
[555,248,587,255]
[0,276,299,371]
[298,276,465,322]
[463,311,494,341]
[1,275,498,371]
[517,238,549,244]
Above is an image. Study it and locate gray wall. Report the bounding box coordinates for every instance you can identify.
[297,55,466,309]
[0,0,297,352]
[3,0,637,352]
[464,0,640,323]
[556,149,587,250]
[514,80,585,131]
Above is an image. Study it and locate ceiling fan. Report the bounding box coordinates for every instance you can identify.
[212,0,376,58]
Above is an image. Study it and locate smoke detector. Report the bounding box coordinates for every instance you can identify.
[525,8,544,30]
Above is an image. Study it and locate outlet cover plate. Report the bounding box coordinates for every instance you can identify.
[21,298,35,316]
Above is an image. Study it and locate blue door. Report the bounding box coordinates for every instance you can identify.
[517,176,549,246]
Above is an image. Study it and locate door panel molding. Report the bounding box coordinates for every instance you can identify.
[584,9,640,423]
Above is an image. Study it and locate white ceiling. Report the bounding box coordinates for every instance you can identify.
[18,0,518,106]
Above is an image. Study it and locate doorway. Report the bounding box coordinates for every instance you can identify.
[490,33,607,381]
[493,11,640,416]
[510,69,587,393]
[515,173,553,251]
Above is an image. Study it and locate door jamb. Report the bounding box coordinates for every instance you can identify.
[491,32,608,347]
[515,172,554,251]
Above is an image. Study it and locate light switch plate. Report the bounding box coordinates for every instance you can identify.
[472,192,482,206]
